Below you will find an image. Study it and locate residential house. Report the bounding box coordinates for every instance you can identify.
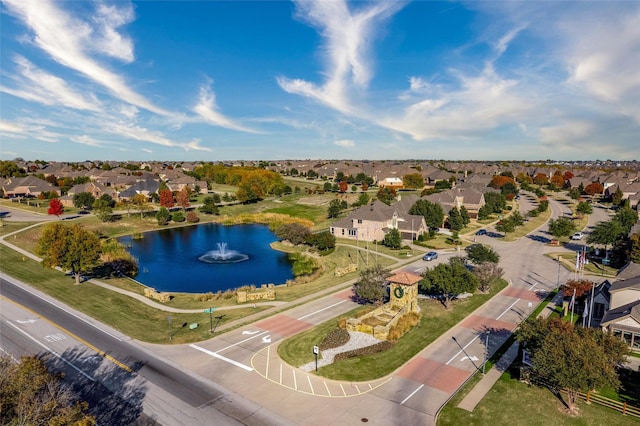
[118,179,161,200]
[0,176,56,198]
[600,262,640,353]
[424,182,492,219]
[330,194,427,242]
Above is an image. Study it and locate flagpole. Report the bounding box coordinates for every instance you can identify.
[569,288,576,323]
[588,281,595,327]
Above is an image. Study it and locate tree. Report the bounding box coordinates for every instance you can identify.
[549,174,564,188]
[92,198,113,222]
[587,220,625,250]
[327,199,347,218]
[611,186,624,206]
[568,187,581,199]
[353,264,391,305]
[548,217,576,239]
[383,228,402,249]
[73,192,96,210]
[460,205,470,226]
[36,222,101,285]
[355,192,370,207]
[117,198,133,217]
[420,257,479,308]
[466,244,500,264]
[495,218,515,235]
[306,230,336,252]
[483,192,506,213]
[584,182,604,198]
[156,207,171,225]
[533,173,548,185]
[474,262,504,292]
[409,199,444,230]
[576,201,592,215]
[477,205,491,220]
[172,211,185,222]
[448,207,464,231]
[489,175,516,189]
[629,232,640,263]
[0,160,24,177]
[47,198,64,217]
[561,279,594,299]
[199,196,219,215]
[516,317,628,413]
[176,187,191,211]
[613,207,639,233]
[132,194,151,219]
[434,180,451,190]
[402,173,424,189]
[338,181,348,193]
[275,223,311,245]
[159,189,175,208]
[376,187,396,205]
[0,355,95,425]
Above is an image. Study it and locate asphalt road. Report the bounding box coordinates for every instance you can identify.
[0,195,605,425]
[0,275,292,426]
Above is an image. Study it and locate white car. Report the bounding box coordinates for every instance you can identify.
[571,232,584,240]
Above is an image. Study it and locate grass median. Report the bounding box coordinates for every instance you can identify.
[279,279,508,381]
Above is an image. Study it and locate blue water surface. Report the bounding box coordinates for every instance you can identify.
[118,223,293,293]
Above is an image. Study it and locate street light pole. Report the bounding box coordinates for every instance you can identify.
[483,331,489,374]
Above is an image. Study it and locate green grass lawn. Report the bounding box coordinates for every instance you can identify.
[438,367,640,426]
[0,244,267,343]
[278,279,507,381]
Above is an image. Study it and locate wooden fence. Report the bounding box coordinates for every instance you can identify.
[570,389,640,418]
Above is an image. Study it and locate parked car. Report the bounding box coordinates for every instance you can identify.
[475,229,487,236]
[571,232,584,240]
[423,251,438,261]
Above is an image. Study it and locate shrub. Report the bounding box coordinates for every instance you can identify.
[387,312,421,341]
[319,328,350,350]
[172,211,185,222]
[186,211,200,223]
[333,341,395,361]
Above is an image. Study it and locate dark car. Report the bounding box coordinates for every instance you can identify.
[423,251,438,261]
[475,229,487,236]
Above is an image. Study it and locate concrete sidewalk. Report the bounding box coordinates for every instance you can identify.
[457,290,563,412]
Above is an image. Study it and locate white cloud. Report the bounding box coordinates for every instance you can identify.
[192,83,256,133]
[278,0,405,114]
[0,55,101,111]
[70,135,105,147]
[2,0,172,116]
[91,2,135,62]
[334,139,355,148]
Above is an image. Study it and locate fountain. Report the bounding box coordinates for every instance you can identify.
[198,242,249,264]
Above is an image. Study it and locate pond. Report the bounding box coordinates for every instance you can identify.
[118,223,293,293]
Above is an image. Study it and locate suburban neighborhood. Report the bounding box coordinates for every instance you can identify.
[1,157,639,425]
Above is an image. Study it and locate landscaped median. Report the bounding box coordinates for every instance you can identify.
[278,279,508,381]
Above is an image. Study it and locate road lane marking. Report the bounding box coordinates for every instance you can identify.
[2,297,131,373]
[308,376,314,394]
[496,299,520,320]
[6,320,95,382]
[401,384,424,405]
[446,335,480,365]
[188,344,253,372]
[0,278,122,341]
[297,300,346,321]
[216,330,269,353]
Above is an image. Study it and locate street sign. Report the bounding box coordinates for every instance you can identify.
[313,345,319,355]
[203,307,216,313]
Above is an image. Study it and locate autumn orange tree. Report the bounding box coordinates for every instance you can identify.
[533,173,548,185]
[584,182,604,197]
[176,187,191,210]
[0,355,95,425]
[36,222,101,285]
[159,188,174,208]
[489,175,516,189]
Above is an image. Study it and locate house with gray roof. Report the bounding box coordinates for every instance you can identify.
[1,176,56,198]
[330,194,427,242]
[600,262,640,353]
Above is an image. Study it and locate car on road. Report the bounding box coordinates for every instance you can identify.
[423,251,438,261]
[475,229,487,236]
[571,232,584,240]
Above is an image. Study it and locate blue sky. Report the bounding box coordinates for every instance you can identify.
[1,0,638,162]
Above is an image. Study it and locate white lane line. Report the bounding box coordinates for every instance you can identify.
[446,335,480,365]
[279,364,282,384]
[266,345,271,378]
[324,381,331,396]
[307,376,314,395]
[189,344,253,372]
[496,299,521,320]
[297,300,347,320]
[340,383,347,396]
[401,384,424,405]
[1,274,123,341]
[216,330,270,353]
[6,320,95,382]
[293,369,298,390]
